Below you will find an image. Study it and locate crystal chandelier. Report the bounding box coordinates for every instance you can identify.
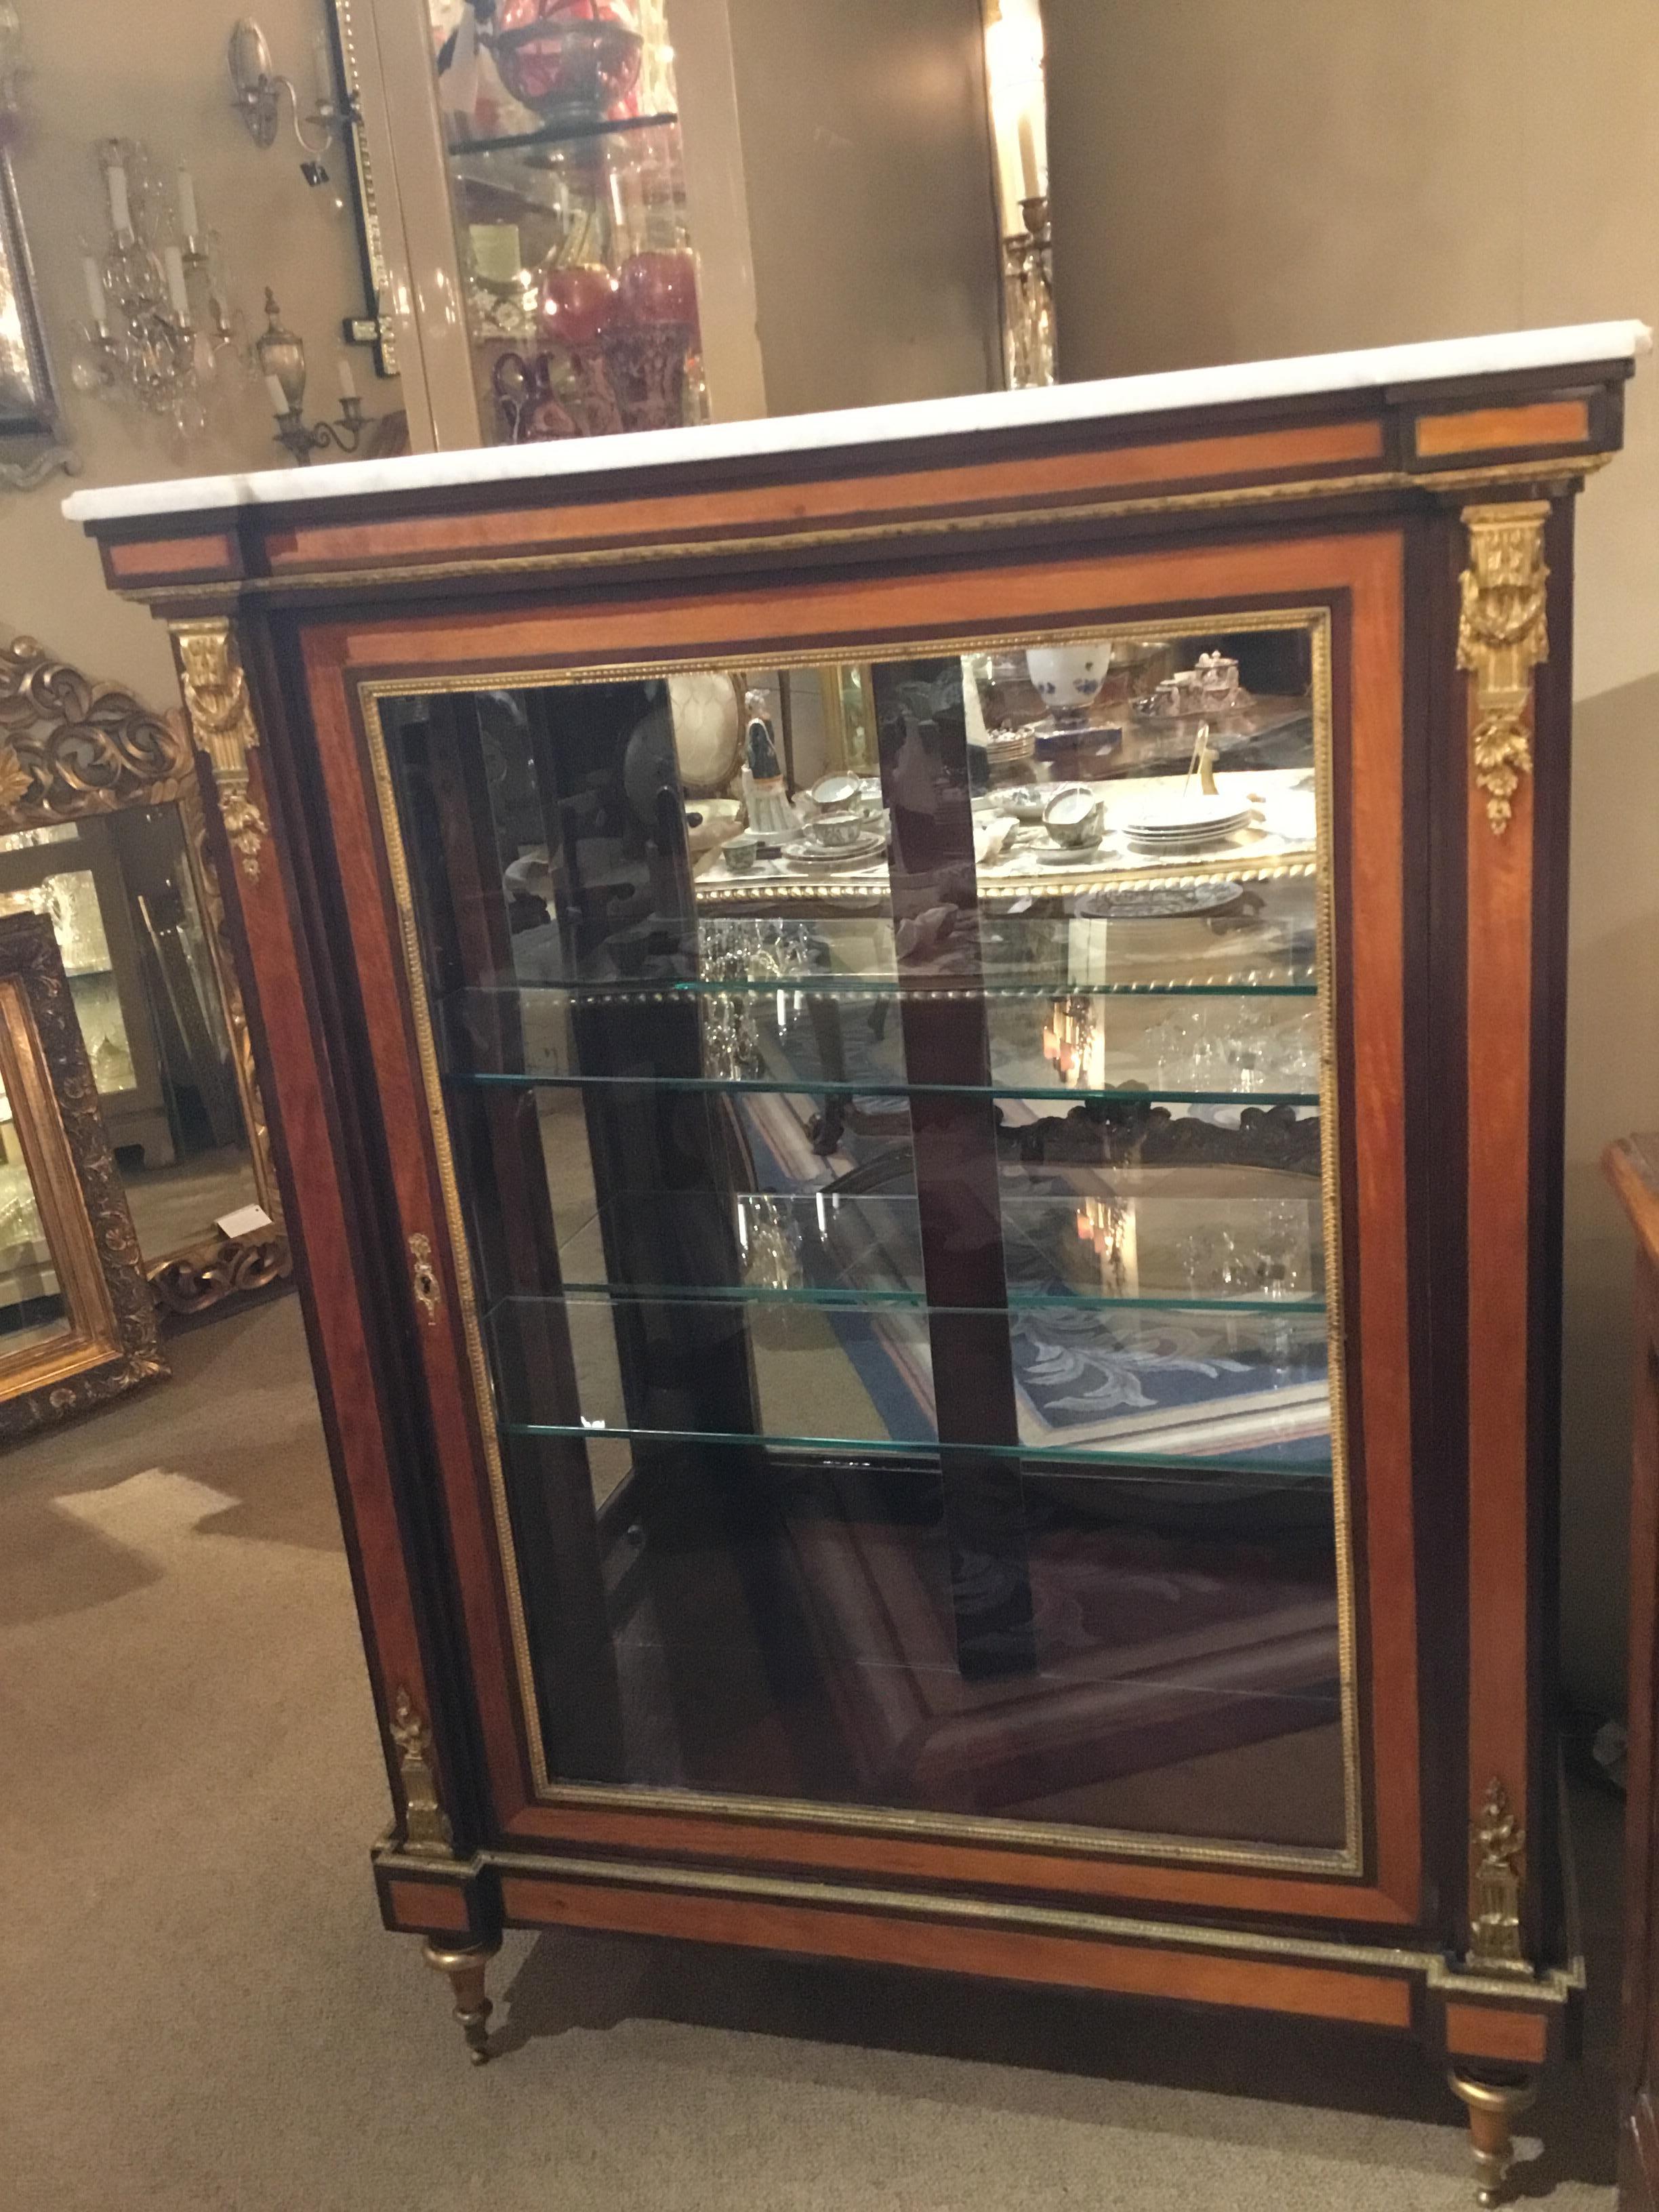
[70,139,248,447]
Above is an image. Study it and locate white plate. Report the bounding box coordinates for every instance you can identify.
[1120,795,1252,837]
[1124,821,1249,846]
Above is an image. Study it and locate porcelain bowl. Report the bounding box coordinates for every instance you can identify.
[1026,641,1113,714]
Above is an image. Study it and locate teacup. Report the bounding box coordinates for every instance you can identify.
[808,771,862,815]
[724,831,760,873]
[1002,785,1048,823]
[1042,787,1105,848]
[808,811,870,851]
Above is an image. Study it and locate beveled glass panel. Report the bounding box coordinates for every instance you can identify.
[373,618,1348,1854]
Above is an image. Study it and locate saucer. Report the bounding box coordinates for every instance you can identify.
[1021,839,1112,867]
[782,833,888,869]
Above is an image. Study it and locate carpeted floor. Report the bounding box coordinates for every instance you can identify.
[0,1292,1622,2210]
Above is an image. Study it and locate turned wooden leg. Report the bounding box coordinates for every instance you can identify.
[1448,2067,1539,2207]
[424,1938,500,2065]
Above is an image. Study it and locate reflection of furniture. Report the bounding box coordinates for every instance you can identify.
[0,815,173,1166]
[326,0,1003,445]
[786,1462,1340,1824]
[73,319,1643,2200]
[1604,1136,1659,2212]
[0,638,289,1321]
[0,911,165,1435]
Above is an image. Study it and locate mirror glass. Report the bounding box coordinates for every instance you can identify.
[0,805,258,1266]
[373,619,1349,1860]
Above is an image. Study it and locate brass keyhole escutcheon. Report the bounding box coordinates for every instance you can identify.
[409,1233,441,1324]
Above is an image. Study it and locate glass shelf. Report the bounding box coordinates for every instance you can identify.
[500,895,1319,1000]
[448,1069,1321,1107]
[449,972,1318,1003]
[499,1418,1332,1486]
[456,110,679,158]
[537,1282,1325,1313]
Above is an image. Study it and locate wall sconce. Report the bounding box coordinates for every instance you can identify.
[71,140,247,450]
[982,0,1055,388]
[227,17,357,186]
[254,289,367,464]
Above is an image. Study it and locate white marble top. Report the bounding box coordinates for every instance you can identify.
[64,320,1649,526]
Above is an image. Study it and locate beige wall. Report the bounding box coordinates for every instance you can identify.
[1047,0,1659,1713]
[725,0,1002,415]
[1,0,389,701]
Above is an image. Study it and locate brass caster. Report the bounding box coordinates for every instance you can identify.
[1448,2067,1539,2207]
[424,1938,500,2065]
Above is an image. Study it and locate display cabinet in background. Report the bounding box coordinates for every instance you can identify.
[71,318,1643,2202]
[328,0,1007,445]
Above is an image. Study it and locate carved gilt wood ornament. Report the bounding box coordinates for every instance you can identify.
[0,634,188,821]
[170,620,270,882]
[1467,1776,1529,1973]
[0,634,289,1318]
[1457,501,1550,836]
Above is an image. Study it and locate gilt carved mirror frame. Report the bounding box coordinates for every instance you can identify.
[0,908,166,1434]
[0,635,290,1319]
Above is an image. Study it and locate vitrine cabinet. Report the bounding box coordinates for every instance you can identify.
[325,0,1005,446]
[70,319,1645,2203]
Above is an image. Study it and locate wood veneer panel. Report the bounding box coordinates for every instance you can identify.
[198,621,445,1828]
[106,531,241,581]
[500,1798,1413,1923]
[498,1875,1415,2026]
[385,1879,471,1932]
[1465,661,1537,1870]
[333,532,1396,680]
[265,419,1387,572]
[1444,2001,1549,2064]
[1414,401,1590,460]
[1343,531,1422,1924]
[300,626,536,1822]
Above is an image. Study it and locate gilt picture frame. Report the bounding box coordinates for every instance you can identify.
[0,909,167,1436]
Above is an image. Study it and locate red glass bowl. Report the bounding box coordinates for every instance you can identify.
[485,11,642,126]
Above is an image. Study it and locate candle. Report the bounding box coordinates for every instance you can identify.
[176,167,199,243]
[1017,110,1040,201]
[312,29,335,108]
[163,246,190,321]
[264,372,293,418]
[106,161,131,238]
[335,352,357,403]
[81,255,107,328]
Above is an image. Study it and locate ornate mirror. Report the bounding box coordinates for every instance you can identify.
[0,637,289,1322]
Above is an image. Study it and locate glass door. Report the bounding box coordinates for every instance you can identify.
[417,0,705,445]
[367,615,1353,1863]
